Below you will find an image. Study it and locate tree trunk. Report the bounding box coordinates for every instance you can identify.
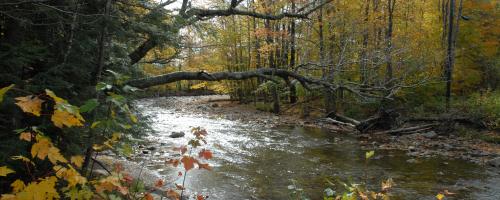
[385,0,395,85]
[288,0,298,104]
[445,0,455,110]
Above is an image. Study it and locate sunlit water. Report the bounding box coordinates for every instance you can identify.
[134,97,500,200]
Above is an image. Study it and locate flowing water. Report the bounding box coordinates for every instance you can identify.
[133,96,500,200]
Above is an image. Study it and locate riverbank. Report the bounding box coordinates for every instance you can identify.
[162,95,500,165]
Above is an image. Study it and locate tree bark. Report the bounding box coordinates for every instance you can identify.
[445,0,455,110]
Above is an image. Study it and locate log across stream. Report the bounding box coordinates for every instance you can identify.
[115,96,500,200]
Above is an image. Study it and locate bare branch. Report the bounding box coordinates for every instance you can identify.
[186,0,332,20]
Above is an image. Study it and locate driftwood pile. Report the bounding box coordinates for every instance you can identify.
[324,110,483,135]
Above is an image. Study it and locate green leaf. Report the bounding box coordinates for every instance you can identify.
[96,82,112,91]
[365,150,375,159]
[80,99,99,113]
[0,84,14,103]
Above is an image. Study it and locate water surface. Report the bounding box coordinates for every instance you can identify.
[134,97,500,200]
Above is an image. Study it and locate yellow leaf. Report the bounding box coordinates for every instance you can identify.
[0,166,15,176]
[129,113,138,123]
[15,176,59,199]
[366,150,375,159]
[71,155,84,168]
[91,121,101,128]
[45,89,66,103]
[15,95,44,116]
[11,179,25,193]
[51,109,84,128]
[19,132,32,142]
[0,194,16,200]
[0,84,14,103]
[11,155,34,165]
[436,193,445,200]
[47,146,68,164]
[31,137,51,160]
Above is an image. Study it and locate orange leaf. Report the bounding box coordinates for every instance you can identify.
[198,149,213,160]
[167,159,180,167]
[166,189,180,200]
[196,195,205,200]
[144,193,154,200]
[155,179,164,187]
[175,183,185,190]
[15,95,44,116]
[19,132,32,142]
[198,163,212,171]
[180,156,196,171]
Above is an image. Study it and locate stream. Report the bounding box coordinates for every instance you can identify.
[130,96,500,200]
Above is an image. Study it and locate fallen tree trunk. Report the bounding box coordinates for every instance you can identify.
[325,112,360,125]
[318,118,356,128]
[373,123,439,135]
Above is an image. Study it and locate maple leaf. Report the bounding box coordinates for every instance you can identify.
[174,145,188,155]
[196,194,205,200]
[15,176,59,199]
[70,155,84,168]
[11,179,26,193]
[45,89,66,103]
[0,84,14,103]
[0,166,15,176]
[144,193,154,200]
[47,147,68,164]
[31,137,51,160]
[198,149,213,160]
[175,183,185,190]
[181,156,196,171]
[155,179,164,187]
[19,132,32,142]
[51,109,84,128]
[167,159,179,167]
[15,95,44,116]
[198,163,212,171]
[436,193,445,200]
[166,189,180,200]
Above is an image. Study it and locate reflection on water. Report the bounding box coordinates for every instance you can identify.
[135,97,500,200]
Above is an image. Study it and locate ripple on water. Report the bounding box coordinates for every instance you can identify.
[134,97,500,200]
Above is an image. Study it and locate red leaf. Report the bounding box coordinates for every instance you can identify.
[196,194,205,200]
[198,163,212,171]
[155,179,164,187]
[167,159,180,167]
[178,171,183,176]
[166,189,180,200]
[122,173,134,184]
[174,145,188,155]
[180,156,196,171]
[198,149,213,160]
[144,193,154,200]
[175,183,185,190]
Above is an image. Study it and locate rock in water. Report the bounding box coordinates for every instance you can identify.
[169,131,185,138]
[487,157,500,167]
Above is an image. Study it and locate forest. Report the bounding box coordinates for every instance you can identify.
[0,0,499,199]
